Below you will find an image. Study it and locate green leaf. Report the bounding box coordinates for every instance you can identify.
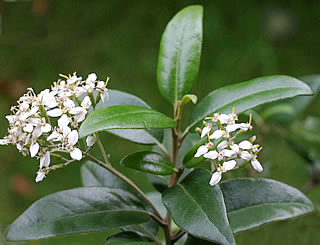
[157,5,203,104]
[148,175,168,193]
[189,75,313,130]
[179,94,198,107]
[97,89,163,144]
[162,169,235,245]
[6,187,150,241]
[79,105,176,138]
[104,232,156,245]
[80,161,159,240]
[121,151,175,175]
[220,178,314,233]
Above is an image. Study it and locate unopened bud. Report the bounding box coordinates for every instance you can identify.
[249,135,256,143]
[195,127,202,134]
[203,121,208,126]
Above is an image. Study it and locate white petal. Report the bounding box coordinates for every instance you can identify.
[58,114,70,129]
[203,150,218,160]
[223,160,237,171]
[40,151,51,168]
[209,130,224,140]
[47,108,63,117]
[0,139,8,145]
[41,124,52,133]
[239,140,252,150]
[81,96,92,109]
[74,110,87,122]
[240,151,252,160]
[251,159,263,172]
[217,140,229,152]
[100,92,108,103]
[47,131,60,141]
[23,124,34,133]
[68,130,79,146]
[30,142,40,157]
[219,114,230,124]
[63,126,71,137]
[209,172,222,186]
[194,145,208,157]
[87,73,97,82]
[35,171,46,182]
[226,124,241,133]
[230,144,239,152]
[70,148,82,160]
[222,149,236,158]
[44,95,58,108]
[69,107,85,115]
[33,126,43,138]
[86,135,96,147]
[201,126,211,138]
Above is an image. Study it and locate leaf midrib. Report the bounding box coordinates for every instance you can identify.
[228,201,312,216]
[190,86,307,128]
[177,184,230,244]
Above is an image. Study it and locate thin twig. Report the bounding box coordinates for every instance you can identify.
[171,229,186,243]
[86,153,163,220]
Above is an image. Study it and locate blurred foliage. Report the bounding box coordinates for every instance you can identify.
[0,0,319,244]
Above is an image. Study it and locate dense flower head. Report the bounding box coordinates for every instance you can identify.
[0,72,109,182]
[194,107,263,186]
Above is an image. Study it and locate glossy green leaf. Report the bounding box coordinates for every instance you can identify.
[121,151,175,175]
[6,187,150,241]
[79,105,176,138]
[162,169,235,245]
[189,75,313,130]
[97,89,163,144]
[104,232,155,245]
[80,161,159,240]
[220,178,314,233]
[157,5,203,104]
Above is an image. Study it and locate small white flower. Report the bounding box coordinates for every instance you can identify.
[209,160,237,186]
[240,151,263,172]
[217,140,229,152]
[70,107,87,122]
[203,150,219,160]
[70,148,82,160]
[96,80,109,103]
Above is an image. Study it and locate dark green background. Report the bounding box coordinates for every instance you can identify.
[0,0,319,244]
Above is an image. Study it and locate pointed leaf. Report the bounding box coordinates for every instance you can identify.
[157,5,203,103]
[6,187,150,241]
[189,75,313,130]
[121,151,175,175]
[79,105,176,138]
[104,232,156,245]
[220,178,314,233]
[179,94,198,107]
[97,89,163,144]
[162,169,235,245]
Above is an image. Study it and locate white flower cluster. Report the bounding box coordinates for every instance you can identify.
[0,73,109,182]
[194,108,263,186]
